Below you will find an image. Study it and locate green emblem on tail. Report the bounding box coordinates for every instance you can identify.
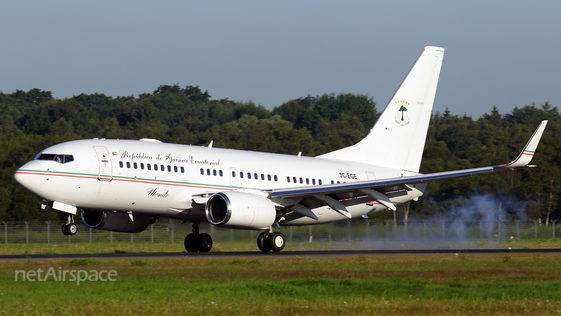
[395,101,410,126]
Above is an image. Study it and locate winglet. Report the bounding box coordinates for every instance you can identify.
[500,120,547,168]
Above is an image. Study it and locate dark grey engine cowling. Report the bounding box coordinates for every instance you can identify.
[81,210,153,233]
[205,191,277,229]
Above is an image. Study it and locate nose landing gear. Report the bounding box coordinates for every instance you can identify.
[61,215,77,236]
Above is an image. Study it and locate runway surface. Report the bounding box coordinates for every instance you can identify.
[2,248,561,261]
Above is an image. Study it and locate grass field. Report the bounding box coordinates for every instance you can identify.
[2,254,561,315]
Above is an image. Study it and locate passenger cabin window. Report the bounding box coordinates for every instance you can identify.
[37,154,75,164]
[127,162,131,169]
[154,164,158,171]
[160,165,165,172]
[248,173,251,179]
[119,161,123,168]
[147,164,151,170]
[219,170,223,177]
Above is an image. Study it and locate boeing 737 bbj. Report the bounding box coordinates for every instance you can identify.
[14,46,547,252]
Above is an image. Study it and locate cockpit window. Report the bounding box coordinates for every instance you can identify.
[37,154,75,164]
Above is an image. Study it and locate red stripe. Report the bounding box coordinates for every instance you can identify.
[16,171,97,180]
[15,171,233,191]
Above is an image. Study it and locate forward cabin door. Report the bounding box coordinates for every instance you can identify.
[93,146,113,181]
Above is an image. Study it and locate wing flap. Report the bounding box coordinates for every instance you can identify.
[359,188,396,211]
[290,204,319,221]
[314,195,352,219]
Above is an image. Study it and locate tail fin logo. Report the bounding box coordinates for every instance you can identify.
[394,101,410,126]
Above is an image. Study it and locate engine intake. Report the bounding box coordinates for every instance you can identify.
[205,191,276,229]
[81,210,152,233]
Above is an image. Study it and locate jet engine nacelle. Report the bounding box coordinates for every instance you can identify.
[205,191,276,229]
[81,210,153,233]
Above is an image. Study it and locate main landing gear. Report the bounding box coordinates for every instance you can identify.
[184,222,213,252]
[61,215,77,236]
[183,223,286,253]
[257,230,285,252]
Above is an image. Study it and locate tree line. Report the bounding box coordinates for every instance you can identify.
[0,85,558,223]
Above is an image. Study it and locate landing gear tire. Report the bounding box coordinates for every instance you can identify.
[257,232,271,253]
[184,233,198,252]
[184,222,213,253]
[61,223,77,236]
[268,232,285,252]
[197,233,212,252]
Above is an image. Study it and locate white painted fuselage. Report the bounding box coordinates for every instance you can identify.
[15,138,423,226]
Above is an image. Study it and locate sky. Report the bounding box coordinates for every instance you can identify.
[1,1,559,118]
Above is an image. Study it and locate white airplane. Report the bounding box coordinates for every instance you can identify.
[14,46,547,253]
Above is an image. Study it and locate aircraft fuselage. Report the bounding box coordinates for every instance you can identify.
[15,138,423,225]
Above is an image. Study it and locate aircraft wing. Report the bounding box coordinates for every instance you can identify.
[268,120,547,209]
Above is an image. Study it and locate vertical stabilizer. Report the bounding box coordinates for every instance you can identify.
[318,46,445,173]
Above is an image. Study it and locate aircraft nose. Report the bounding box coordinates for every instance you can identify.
[14,161,42,193]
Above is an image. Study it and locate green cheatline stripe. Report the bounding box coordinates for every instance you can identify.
[19,169,97,177]
[17,169,244,190]
[524,150,535,153]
